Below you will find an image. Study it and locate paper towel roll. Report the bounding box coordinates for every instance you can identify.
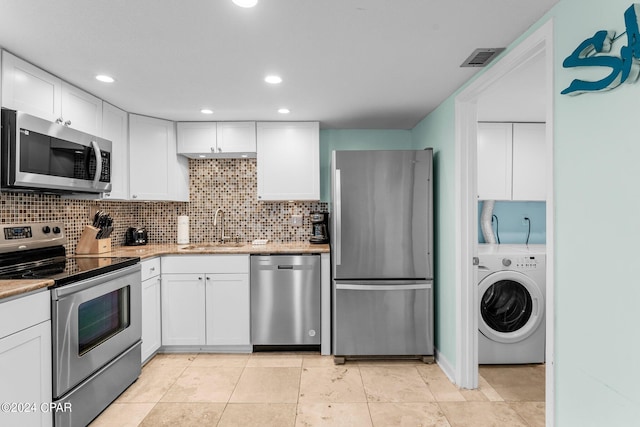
[177,216,189,244]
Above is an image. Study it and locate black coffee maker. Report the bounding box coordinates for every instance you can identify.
[309,212,329,244]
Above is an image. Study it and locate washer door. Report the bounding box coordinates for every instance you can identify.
[478,270,544,344]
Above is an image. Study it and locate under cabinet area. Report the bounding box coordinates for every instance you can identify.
[177,121,256,158]
[477,122,546,201]
[1,51,102,135]
[256,121,320,201]
[141,258,161,363]
[0,291,52,427]
[161,255,251,351]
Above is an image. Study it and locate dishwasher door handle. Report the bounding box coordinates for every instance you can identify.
[277,265,294,270]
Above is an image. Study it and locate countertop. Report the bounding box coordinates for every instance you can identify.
[0,241,330,301]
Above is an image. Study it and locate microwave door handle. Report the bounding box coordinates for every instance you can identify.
[90,140,102,188]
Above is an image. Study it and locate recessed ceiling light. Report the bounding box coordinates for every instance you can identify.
[278,108,290,114]
[232,0,258,8]
[200,109,214,114]
[95,74,115,83]
[265,75,283,84]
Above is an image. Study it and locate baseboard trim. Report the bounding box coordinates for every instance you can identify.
[435,348,457,385]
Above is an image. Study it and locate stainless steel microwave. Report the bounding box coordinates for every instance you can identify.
[1,109,112,194]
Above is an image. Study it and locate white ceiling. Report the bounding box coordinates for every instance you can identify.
[0,0,558,129]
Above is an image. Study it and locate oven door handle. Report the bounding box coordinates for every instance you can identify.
[91,140,103,189]
[51,264,140,299]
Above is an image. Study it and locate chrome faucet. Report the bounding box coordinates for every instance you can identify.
[213,208,225,243]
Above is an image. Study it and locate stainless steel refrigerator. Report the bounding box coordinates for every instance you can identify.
[331,149,433,360]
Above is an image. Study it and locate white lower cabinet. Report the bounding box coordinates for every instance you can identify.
[161,255,250,349]
[0,291,52,427]
[141,258,162,363]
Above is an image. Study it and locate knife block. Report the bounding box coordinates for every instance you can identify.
[76,225,112,254]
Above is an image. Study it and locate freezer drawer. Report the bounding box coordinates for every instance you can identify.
[333,281,433,356]
[251,255,321,345]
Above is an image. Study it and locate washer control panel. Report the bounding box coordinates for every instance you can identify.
[511,255,541,270]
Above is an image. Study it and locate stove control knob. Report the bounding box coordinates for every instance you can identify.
[42,226,51,234]
[502,258,512,267]
[52,226,61,234]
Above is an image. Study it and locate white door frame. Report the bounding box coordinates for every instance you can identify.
[453,18,555,425]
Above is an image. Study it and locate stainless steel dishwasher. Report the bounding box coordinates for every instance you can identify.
[251,254,321,346]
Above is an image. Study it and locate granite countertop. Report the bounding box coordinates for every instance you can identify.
[1,241,330,301]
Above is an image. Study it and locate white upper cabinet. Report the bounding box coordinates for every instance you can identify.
[1,51,102,135]
[129,114,189,201]
[101,103,129,200]
[177,121,256,158]
[256,121,320,201]
[60,82,103,135]
[2,50,62,122]
[477,122,546,201]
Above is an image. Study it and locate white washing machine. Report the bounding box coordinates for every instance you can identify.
[478,244,546,364]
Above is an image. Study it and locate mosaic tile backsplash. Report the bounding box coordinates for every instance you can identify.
[0,159,328,253]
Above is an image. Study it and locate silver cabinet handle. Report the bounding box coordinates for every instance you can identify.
[64,120,72,126]
[132,194,138,198]
[56,117,64,124]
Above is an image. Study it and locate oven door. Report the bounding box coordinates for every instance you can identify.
[1,109,112,193]
[51,264,141,398]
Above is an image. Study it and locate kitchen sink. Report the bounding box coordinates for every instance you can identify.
[179,242,244,250]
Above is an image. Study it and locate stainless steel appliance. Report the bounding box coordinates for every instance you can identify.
[1,109,112,194]
[309,211,329,244]
[125,227,148,245]
[331,149,434,362]
[251,255,321,347]
[0,222,141,426]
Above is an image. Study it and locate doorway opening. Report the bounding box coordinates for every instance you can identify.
[454,19,555,424]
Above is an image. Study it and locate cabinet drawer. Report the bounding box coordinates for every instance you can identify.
[0,290,50,339]
[141,257,161,281]
[162,254,249,274]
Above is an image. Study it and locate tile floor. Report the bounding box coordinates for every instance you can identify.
[90,353,545,427]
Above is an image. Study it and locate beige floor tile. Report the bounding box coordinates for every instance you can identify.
[458,388,489,402]
[416,365,465,402]
[439,402,528,427]
[302,354,338,368]
[296,403,373,427]
[368,402,451,427]
[161,366,243,403]
[218,403,297,427]
[477,376,504,402]
[360,366,435,403]
[148,353,197,368]
[230,367,301,403]
[116,363,186,403]
[510,401,546,427]
[191,353,250,367]
[139,402,225,426]
[299,366,367,403]
[89,402,155,427]
[480,365,545,402]
[246,354,304,367]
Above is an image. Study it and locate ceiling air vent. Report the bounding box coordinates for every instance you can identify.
[460,48,505,67]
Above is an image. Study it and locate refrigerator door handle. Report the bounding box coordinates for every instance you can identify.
[336,283,432,291]
[335,168,342,266]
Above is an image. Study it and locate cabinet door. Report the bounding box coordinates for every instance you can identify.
[477,122,513,200]
[102,103,129,200]
[0,321,52,427]
[512,123,546,201]
[1,51,61,122]
[141,276,161,362]
[161,274,206,345]
[129,114,189,201]
[177,122,217,155]
[217,122,256,155]
[256,122,320,200]
[60,82,103,135]
[205,273,250,346]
